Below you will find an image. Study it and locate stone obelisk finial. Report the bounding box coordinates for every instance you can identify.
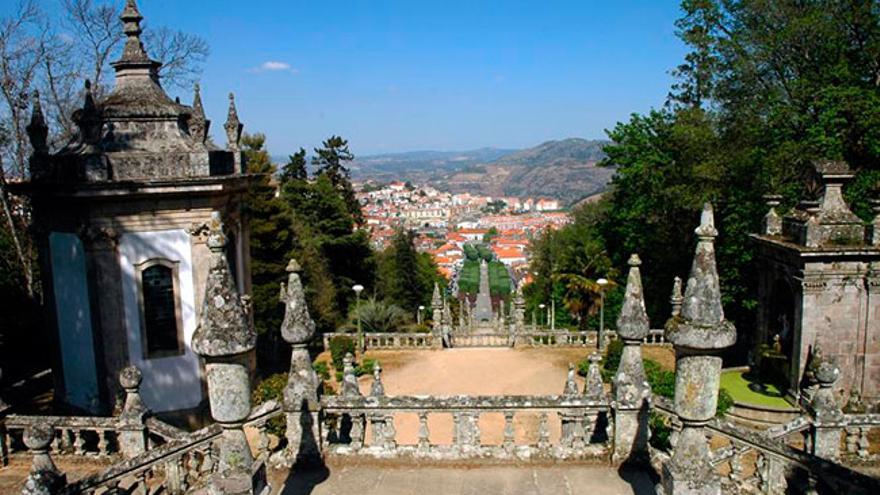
[612,254,651,462]
[191,212,260,493]
[224,92,243,149]
[662,203,736,495]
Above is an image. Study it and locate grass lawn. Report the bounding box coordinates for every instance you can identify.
[458,259,511,296]
[720,369,794,409]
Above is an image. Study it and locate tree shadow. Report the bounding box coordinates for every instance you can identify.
[278,406,330,495]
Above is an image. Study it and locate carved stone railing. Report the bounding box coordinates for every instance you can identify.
[4,415,126,459]
[320,394,611,460]
[322,332,437,350]
[652,395,880,494]
[321,328,668,351]
[65,400,282,494]
[842,413,880,463]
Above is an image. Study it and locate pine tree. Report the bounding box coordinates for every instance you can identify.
[312,135,363,225]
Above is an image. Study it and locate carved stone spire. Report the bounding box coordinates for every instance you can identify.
[563,363,579,396]
[583,353,604,400]
[341,353,361,397]
[431,282,442,333]
[616,254,649,341]
[370,362,385,397]
[662,203,736,495]
[191,212,255,357]
[763,194,783,236]
[189,83,210,144]
[669,202,736,344]
[280,258,316,346]
[224,92,243,149]
[74,80,102,147]
[117,1,150,63]
[26,91,48,153]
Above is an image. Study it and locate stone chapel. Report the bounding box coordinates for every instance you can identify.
[14,0,253,414]
[752,161,880,404]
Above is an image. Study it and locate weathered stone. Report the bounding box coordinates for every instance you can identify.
[563,364,579,397]
[21,425,66,495]
[612,254,651,463]
[191,212,259,491]
[763,195,783,236]
[584,354,605,400]
[192,212,256,357]
[670,277,683,318]
[116,366,148,458]
[275,259,321,467]
[662,203,736,495]
[807,351,843,460]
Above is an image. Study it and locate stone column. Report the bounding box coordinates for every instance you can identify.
[116,366,148,459]
[662,204,736,495]
[431,283,443,348]
[807,353,843,461]
[21,424,66,495]
[341,353,365,450]
[275,259,321,467]
[612,254,652,463]
[513,282,526,346]
[191,212,264,495]
[763,195,783,236]
[871,199,880,246]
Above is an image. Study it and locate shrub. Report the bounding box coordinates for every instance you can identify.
[601,338,624,381]
[329,336,356,371]
[252,373,287,437]
[717,388,734,417]
[351,298,410,333]
[649,412,672,451]
[356,358,377,377]
[644,360,675,399]
[313,361,330,380]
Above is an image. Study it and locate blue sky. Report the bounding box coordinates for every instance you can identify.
[30,1,688,155]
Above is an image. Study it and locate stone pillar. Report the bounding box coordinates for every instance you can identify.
[871,199,880,246]
[612,254,652,464]
[513,282,526,345]
[368,363,396,451]
[116,366,148,459]
[21,424,66,495]
[341,353,365,450]
[191,212,264,495]
[670,277,683,318]
[431,283,443,348]
[662,204,736,495]
[275,259,321,467]
[763,195,783,236]
[807,353,843,461]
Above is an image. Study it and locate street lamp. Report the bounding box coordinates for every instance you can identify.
[538,303,546,328]
[417,305,425,325]
[353,284,364,352]
[596,278,609,350]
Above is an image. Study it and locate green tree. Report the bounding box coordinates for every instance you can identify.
[312,135,363,225]
[279,147,308,183]
[377,229,442,312]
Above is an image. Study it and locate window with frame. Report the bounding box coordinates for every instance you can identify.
[138,260,184,358]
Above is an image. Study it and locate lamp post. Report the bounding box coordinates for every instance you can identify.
[597,278,608,350]
[417,305,425,326]
[353,284,364,353]
[538,303,546,328]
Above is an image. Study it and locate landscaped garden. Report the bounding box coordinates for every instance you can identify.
[720,369,794,409]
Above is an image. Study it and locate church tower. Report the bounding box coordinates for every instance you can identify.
[17,0,252,414]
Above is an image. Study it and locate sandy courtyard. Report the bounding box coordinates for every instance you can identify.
[327,347,672,447]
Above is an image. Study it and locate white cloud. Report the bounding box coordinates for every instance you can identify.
[249,61,298,74]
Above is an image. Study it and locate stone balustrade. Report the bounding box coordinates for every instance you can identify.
[323,332,437,350]
[320,394,612,460]
[321,328,667,351]
[652,395,880,494]
[4,416,123,459]
[842,413,880,462]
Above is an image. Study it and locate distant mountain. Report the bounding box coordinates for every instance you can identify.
[347,138,614,205]
[443,138,613,205]
[350,148,516,182]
